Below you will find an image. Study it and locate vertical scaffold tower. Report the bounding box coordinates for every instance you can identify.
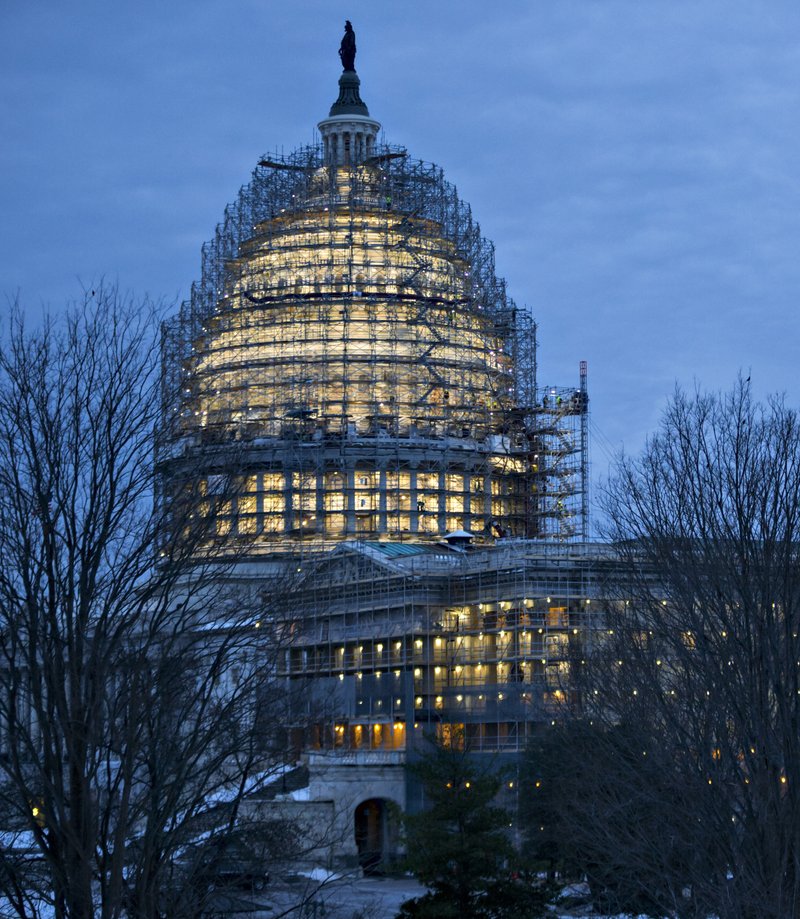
[159,46,588,549]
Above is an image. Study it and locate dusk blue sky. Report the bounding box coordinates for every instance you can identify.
[2,1,799,494]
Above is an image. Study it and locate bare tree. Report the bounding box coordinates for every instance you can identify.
[0,289,305,918]
[522,718,715,917]
[563,379,800,918]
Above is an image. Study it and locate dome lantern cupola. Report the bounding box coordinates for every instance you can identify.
[318,21,380,165]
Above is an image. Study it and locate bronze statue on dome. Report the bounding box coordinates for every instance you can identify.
[339,20,356,72]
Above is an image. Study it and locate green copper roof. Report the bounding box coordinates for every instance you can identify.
[362,542,429,558]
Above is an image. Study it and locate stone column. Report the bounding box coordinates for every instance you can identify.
[409,468,419,533]
[284,469,294,534]
[346,465,356,534]
[438,469,447,534]
[378,465,387,533]
[316,467,326,534]
[462,471,471,533]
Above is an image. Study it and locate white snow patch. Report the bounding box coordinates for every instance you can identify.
[297,866,343,883]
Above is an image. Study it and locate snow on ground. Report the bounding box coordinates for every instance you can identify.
[295,865,344,883]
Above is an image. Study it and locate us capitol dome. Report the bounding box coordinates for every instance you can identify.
[159,24,587,552]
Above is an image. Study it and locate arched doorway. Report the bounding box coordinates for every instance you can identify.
[354,798,395,875]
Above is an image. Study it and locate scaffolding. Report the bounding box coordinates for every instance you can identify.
[160,142,587,545]
[280,540,607,755]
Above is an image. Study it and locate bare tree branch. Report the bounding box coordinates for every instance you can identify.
[0,288,307,918]
[559,378,800,919]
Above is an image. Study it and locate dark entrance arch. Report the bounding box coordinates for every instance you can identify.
[354,798,395,875]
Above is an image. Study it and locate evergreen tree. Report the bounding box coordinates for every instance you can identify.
[400,734,546,919]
